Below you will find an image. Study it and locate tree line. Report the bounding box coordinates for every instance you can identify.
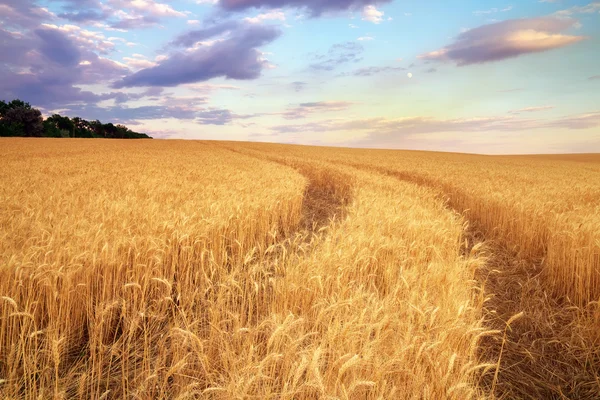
[0,99,151,139]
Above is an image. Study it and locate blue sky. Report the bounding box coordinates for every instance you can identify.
[1,0,599,153]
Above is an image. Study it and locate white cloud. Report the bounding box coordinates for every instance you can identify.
[186,83,241,94]
[245,10,286,24]
[508,105,555,114]
[40,23,116,54]
[473,6,514,15]
[129,0,186,17]
[357,36,374,41]
[107,0,186,18]
[362,5,384,24]
[555,2,600,16]
[123,57,158,69]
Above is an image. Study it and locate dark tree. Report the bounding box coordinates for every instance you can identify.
[3,107,44,137]
[72,117,95,138]
[89,119,105,138]
[0,100,7,117]
[42,120,69,137]
[1,99,151,139]
[45,114,75,137]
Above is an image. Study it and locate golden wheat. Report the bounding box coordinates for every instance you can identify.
[233,142,600,397]
[1,138,598,399]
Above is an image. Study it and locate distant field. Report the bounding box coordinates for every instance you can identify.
[1,138,599,399]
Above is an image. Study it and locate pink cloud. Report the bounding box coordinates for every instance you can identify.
[418,17,586,65]
[281,101,355,119]
[270,111,600,135]
[508,105,555,114]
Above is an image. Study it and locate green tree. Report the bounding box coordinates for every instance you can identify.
[3,107,44,137]
[0,121,23,137]
[1,98,151,139]
[45,114,75,137]
[72,117,95,138]
[89,120,105,137]
[0,100,7,117]
[42,119,70,138]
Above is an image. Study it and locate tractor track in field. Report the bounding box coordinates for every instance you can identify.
[214,144,353,235]
[209,146,600,398]
[335,161,600,399]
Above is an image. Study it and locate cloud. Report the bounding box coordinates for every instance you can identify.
[588,75,600,81]
[56,0,186,29]
[110,14,160,29]
[58,10,106,22]
[34,27,82,67]
[110,0,186,18]
[270,110,600,137]
[0,25,128,108]
[196,109,239,125]
[508,105,555,114]
[217,0,392,17]
[362,5,384,23]
[357,35,374,41]
[39,23,117,54]
[473,6,513,15]
[291,81,307,92]
[554,2,600,16]
[271,115,531,134]
[0,0,56,28]
[341,66,405,76]
[310,41,364,71]
[123,54,158,70]
[245,10,286,24]
[170,20,239,47]
[113,87,165,103]
[281,101,355,119]
[186,83,242,94]
[418,17,586,66]
[53,104,199,122]
[545,111,600,129]
[1,71,113,109]
[0,28,35,64]
[114,22,281,88]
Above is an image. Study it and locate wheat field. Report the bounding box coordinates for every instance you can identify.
[1,138,599,399]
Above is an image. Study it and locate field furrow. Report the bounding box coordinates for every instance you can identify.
[228,142,600,399]
[337,161,600,398]
[211,144,491,398]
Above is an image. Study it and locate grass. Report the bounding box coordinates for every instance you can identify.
[1,138,599,399]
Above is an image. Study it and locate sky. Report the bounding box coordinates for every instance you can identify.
[0,0,599,154]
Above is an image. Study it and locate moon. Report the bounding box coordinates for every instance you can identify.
[407,72,413,78]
